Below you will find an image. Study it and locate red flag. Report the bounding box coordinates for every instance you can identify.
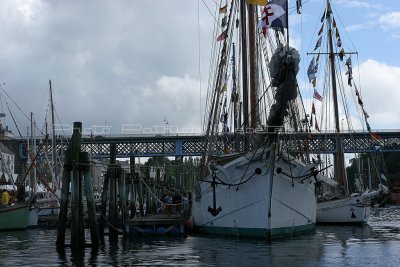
[313,89,323,101]
[318,23,324,36]
[217,30,227,41]
[219,4,227,13]
[370,132,382,141]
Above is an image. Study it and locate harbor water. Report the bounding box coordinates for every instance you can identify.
[0,208,399,266]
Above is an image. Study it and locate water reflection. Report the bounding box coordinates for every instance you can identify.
[0,209,399,266]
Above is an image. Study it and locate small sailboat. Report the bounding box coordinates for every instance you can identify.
[307,0,389,224]
[192,0,318,239]
[0,203,29,230]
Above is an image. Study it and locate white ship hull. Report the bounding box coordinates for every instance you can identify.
[316,195,370,224]
[192,148,316,239]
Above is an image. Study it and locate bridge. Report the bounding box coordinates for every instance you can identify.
[3,130,399,160]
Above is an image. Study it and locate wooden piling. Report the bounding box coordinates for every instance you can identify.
[109,144,118,242]
[99,170,109,243]
[56,148,71,248]
[81,152,99,249]
[70,122,83,252]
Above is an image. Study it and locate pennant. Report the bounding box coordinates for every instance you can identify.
[219,4,227,13]
[246,0,268,5]
[221,16,227,27]
[357,95,363,106]
[327,2,332,16]
[313,89,323,101]
[318,23,324,36]
[337,37,342,47]
[339,48,345,61]
[217,30,228,41]
[336,29,340,38]
[307,57,316,82]
[370,132,383,141]
[315,119,320,132]
[258,0,288,35]
[310,115,313,126]
[345,57,352,68]
[363,113,370,123]
[316,53,320,62]
[312,103,316,114]
[363,110,369,119]
[314,36,322,51]
[221,83,227,93]
[332,17,336,28]
[296,0,302,14]
[320,10,326,22]
[312,78,317,88]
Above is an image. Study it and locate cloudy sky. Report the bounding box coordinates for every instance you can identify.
[0,0,398,138]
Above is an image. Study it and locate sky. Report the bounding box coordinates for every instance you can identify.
[0,0,399,138]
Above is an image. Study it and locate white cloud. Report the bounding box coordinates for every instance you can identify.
[358,59,400,129]
[335,0,382,9]
[379,12,400,29]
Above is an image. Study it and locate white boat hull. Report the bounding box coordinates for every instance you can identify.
[316,195,370,224]
[192,149,316,239]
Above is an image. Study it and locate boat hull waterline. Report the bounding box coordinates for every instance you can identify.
[316,195,371,225]
[192,148,316,239]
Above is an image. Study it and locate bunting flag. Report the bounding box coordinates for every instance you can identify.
[332,17,336,28]
[357,95,363,106]
[366,121,371,131]
[315,119,320,132]
[313,88,323,101]
[246,0,268,5]
[217,30,228,41]
[337,37,342,47]
[296,0,302,14]
[320,10,326,22]
[312,78,317,88]
[327,2,332,16]
[336,29,340,38]
[345,56,353,85]
[307,57,317,82]
[316,53,320,62]
[221,16,227,27]
[314,36,322,50]
[311,103,316,114]
[339,48,345,61]
[318,23,324,36]
[310,115,313,127]
[363,109,369,119]
[219,4,227,13]
[258,0,288,35]
[221,83,227,93]
[370,132,383,141]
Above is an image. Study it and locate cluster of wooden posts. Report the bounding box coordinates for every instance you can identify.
[56,122,128,252]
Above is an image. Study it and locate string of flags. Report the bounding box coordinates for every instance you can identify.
[217,3,228,42]
[307,0,379,139]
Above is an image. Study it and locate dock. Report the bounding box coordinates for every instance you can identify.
[128,214,186,236]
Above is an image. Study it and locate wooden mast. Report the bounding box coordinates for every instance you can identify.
[240,0,249,149]
[248,3,257,130]
[326,0,346,193]
[49,80,58,190]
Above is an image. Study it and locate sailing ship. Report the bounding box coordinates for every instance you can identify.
[192,0,319,239]
[307,1,389,224]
